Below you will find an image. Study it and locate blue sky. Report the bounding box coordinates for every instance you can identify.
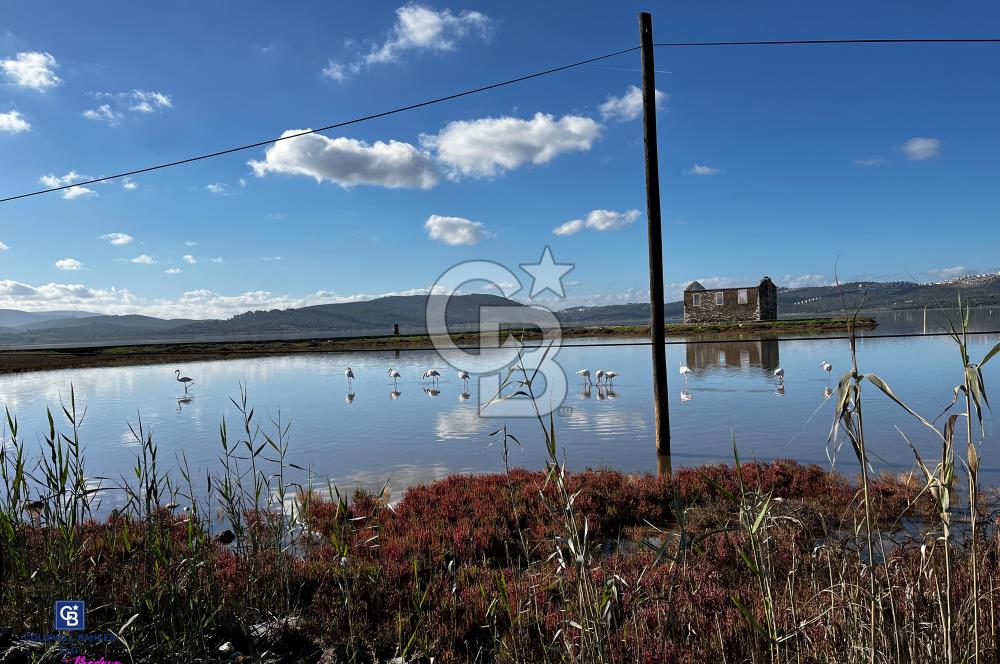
[0,1,998,318]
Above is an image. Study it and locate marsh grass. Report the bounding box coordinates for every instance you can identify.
[0,317,999,662]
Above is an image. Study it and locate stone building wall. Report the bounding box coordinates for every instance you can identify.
[683,287,761,323]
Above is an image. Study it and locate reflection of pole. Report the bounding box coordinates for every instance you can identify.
[639,12,670,458]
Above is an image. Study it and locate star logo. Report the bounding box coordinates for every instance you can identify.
[520,246,574,299]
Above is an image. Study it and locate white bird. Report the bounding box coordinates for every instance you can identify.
[595,370,606,385]
[458,370,470,388]
[422,369,440,386]
[820,361,832,375]
[388,368,401,387]
[604,371,618,387]
[679,365,692,383]
[774,367,785,382]
[345,367,355,385]
[576,369,592,385]
[174,369,194,392]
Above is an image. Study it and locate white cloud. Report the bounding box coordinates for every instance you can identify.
[553,209,640,236]
[121,177,138,190]
[39,171,96,200]
[902,137,940,161]
[209,257,223,263]
[82,104,124,126]
[853,156,885,166]
[84,90,172,126]
[1,51,60,91]
[780,274,831,289]
[206,182,227,194]
[0,240,7,251]
[185,240,199,247]
[425,112,601,178]
[100,232,134,246]
[260,255,285,262]
[424,214,486,245]
[598,85,667,122]
[249,130,439,189]
[55,258,83,271]
[130,254,156,264]
[324,4,492,81]
[182,254,196,264]
[927,266,967,280]
[0,110,30,133]
[165,268,182,275]
[687,164,723,176]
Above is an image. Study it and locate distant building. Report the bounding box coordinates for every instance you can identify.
[683,277,777,323]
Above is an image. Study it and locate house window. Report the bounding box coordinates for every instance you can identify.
[692,293,701,306]
[715,292,724,305]
[738,289,748,305]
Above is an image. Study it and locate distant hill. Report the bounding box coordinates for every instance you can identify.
[1,275,998,349]
[0,309,97,328]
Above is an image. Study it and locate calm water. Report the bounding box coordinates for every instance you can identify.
[2,308,999,510]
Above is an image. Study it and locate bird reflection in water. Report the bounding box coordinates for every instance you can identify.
[389,390,402,400]
[596,387,607,401]
[823,386,833,400]
[775,383,785,397]
[579,384,592,399]
[176,395,193,412]
[680,390,693,403]
[423,387,441,398]
[345,391,356,404]
[459,391,471,401]
[604,388,619,400]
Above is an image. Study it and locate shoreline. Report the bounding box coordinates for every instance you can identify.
[0,316,876,375]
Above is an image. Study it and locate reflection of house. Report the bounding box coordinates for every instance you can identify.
[684,277,778,323]
[685,338,779,372]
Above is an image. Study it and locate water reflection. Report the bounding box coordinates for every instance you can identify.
[176,395,193,412]
[680,389,693,403]
[686,337,780,373]
[345,391,356,405]
[459,392,471,401]
[389,390,401,400]
[423,387,441,398]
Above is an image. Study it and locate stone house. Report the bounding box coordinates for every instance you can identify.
[683,277,778,323]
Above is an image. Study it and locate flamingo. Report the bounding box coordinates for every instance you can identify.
[594,369,606,385]
[576,369,592,385]
[679,365,692,384]
[604,371,619,387]
[422,369,440,386]
[774,367,785,383]
[458,370,470,389]
[174,369,194,392]
[388,368,401,387]
[820,361,832,376]
[345,367,355,386]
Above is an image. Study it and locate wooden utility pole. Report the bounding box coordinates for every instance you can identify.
[639,12,671,458]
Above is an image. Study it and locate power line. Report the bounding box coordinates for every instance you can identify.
[4,36,998,205]
[0,45,640,205]
[654,37,1000,47]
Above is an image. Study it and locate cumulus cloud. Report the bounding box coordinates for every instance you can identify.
[323,4,492,81]
[182,254,196,264]
[687,164,723,176]
[0,241,8,251]
[553,209,640,236]
[424,214,486,245]
[927,266,967,280]
[206,182,227,194]
[249,130,439,189]
[130,254,156,264]
[779,274,831,289]
[100,232,134,246]
[83,90,172,126]
[598,85,667,121]
[185,240,199,247]
[209,257,223,263]
[1,51,60,91]
[424,112,601,178]
[121,177,138,190]
[902,137,940,161]
[0,110,30,133]
[39,171,96,200]
[55,258,83,271]
[165,268,182,275]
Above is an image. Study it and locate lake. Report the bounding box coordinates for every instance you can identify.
[2,307,999,510]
